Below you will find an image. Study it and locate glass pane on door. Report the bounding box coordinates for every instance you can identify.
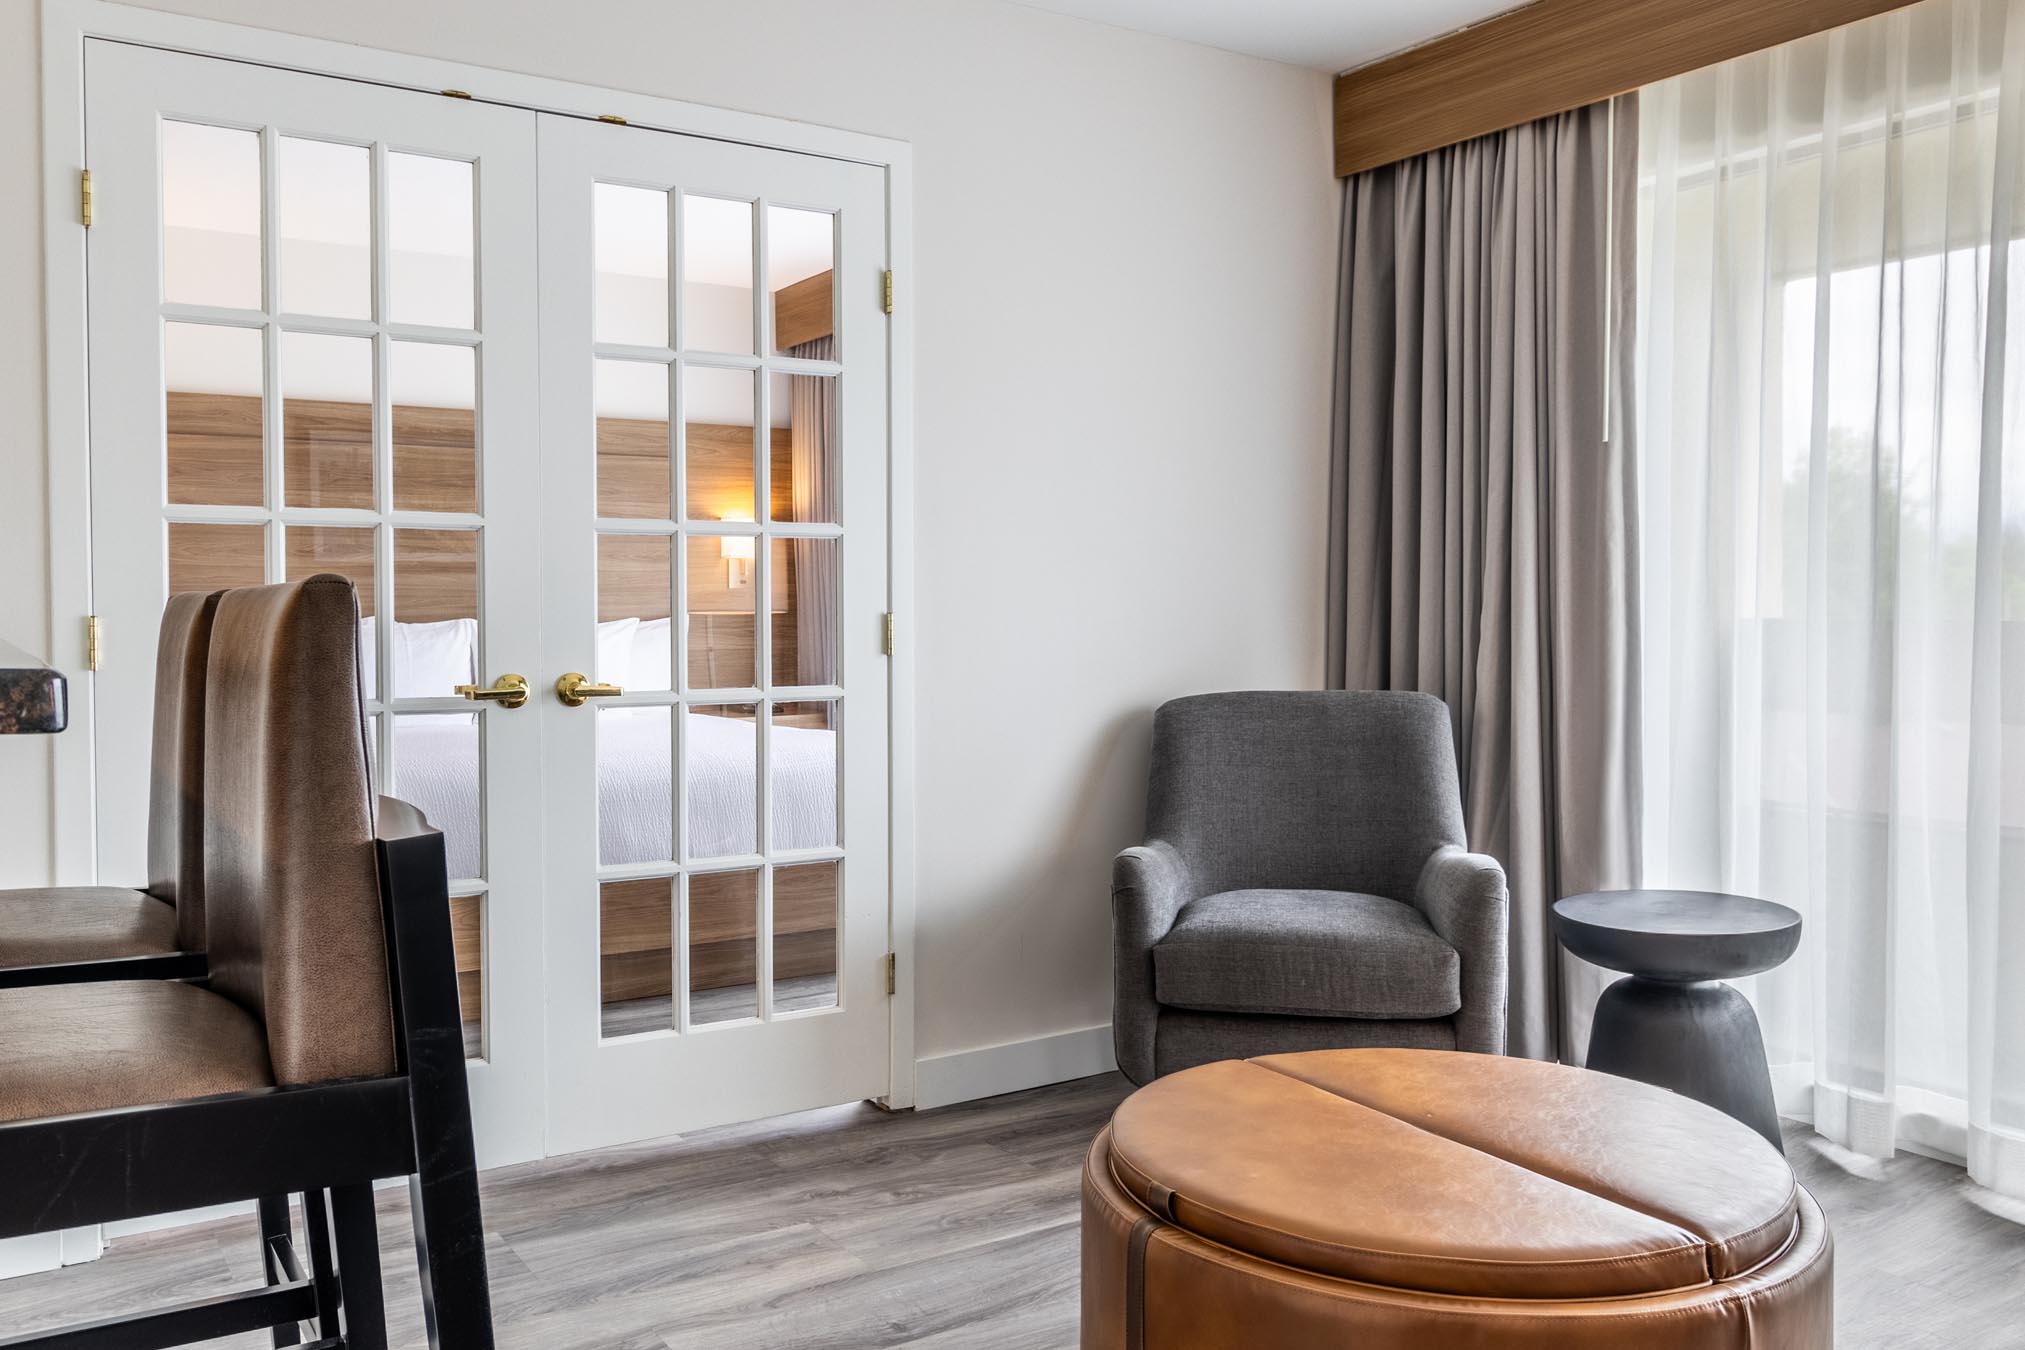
[278,137,371,320]
[162,120,261,309]
[683,365,757,523]
[391,341,479,512]
[450,892,486,1058]
[682,194,753,354]
[686,703,758,859]
[387,152,475,328]
[689,868,759,1025]
[595,183,670,348]
[766,206,834,357]
[168,522,264,594]
[164,322,265,507]
[768,370,838,524]
[772,860,839,1013]
[282,331,375,509]
[600,704,672,866]
[600,876,674,1038]
[597,359,673,520]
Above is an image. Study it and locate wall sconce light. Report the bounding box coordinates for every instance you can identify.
[720,519,755,588]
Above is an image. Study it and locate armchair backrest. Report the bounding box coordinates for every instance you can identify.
[204,575,396,1087]
[1146,691,1466,900]
[147,589,220,949]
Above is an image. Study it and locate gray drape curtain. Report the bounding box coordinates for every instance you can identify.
[1325,97,1642,1062]
[788,336,838,686]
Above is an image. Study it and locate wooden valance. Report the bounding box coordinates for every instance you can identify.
[1333,0,1917,177]
[773,270,834,350]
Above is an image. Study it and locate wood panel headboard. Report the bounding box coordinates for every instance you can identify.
[167,391,806,682]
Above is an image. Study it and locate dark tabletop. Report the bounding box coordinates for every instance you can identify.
[1552,889,1802,982]
[0,639,69,735]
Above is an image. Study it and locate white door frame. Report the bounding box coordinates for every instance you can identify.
[35,0,919,1111]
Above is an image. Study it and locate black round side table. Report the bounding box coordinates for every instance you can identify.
[1552,890,1802,1152]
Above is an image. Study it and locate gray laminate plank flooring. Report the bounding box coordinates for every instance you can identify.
[0,1074,2018,1348]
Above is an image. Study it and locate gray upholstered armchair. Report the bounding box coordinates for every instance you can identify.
[1112,690,1508,1084]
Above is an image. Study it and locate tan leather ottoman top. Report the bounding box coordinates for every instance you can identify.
[1084,1048,1831,1348]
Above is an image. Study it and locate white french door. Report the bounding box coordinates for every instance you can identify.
[535,115,891,1152]
[81,42,895,1165]
[84,40,547,1166]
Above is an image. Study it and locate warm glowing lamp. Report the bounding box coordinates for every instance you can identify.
[720,519,755,586]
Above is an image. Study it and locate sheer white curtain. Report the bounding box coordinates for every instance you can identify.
[1636,0,2025,1198]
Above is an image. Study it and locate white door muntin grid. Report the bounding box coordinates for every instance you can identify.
[536,113,891,1153]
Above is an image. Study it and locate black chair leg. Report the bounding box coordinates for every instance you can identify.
[330,1183,389,1350]
[302,1190,341,1342]
[256,1194,303,1348]
[409,1153,494,1350]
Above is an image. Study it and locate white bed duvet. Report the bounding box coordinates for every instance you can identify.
[393,709,838,879]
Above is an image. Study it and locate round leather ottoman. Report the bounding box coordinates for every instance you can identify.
[1082,1048,1831,1349]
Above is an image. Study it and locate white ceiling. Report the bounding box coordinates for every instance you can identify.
[1007,0,1525,73]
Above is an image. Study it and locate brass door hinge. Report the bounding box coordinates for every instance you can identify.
[881,612,896,656]
[80,169,93,228]
[85,615,102,671]
[884,952,897,996]
[881,270,894,315]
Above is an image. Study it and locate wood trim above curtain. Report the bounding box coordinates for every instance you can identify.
[1334,0,1916,176]
[1325,96,1641,1063]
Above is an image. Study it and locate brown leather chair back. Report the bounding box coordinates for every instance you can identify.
[148,590,221,949]
[204,574,396,1086]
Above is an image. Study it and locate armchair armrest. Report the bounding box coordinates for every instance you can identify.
[1414,845,1509,1055]
[1112,840,1194,1084]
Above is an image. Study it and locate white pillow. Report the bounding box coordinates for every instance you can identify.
[393,617,477,698]
[596,617,640,686]
[630,617,673,691]
[355,617,477,699]
[357,617,378,701]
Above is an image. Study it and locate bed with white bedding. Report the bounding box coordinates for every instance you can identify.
[369,619,837,880]
[393,710,838,880]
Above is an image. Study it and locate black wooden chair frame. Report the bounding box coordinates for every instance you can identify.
[0,798,491,1350]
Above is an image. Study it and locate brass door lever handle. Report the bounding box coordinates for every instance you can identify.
[555,672,624,707]
[455,673,531,709]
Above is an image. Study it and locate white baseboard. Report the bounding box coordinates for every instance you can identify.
[913,1023,1117,1111]
[0,1234,61,1280]
[0,1227,102,1280]
[104,1200,255,1240]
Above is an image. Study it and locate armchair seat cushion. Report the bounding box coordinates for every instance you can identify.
[1154,889,1462,1020]
[0,980,273,1124]
[0,887,177,968]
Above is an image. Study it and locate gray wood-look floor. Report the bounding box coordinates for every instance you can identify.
[1,1074,2019,1348]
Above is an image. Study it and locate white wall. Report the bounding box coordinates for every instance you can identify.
[0,7,54,889]
[0,0,1336,1088]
